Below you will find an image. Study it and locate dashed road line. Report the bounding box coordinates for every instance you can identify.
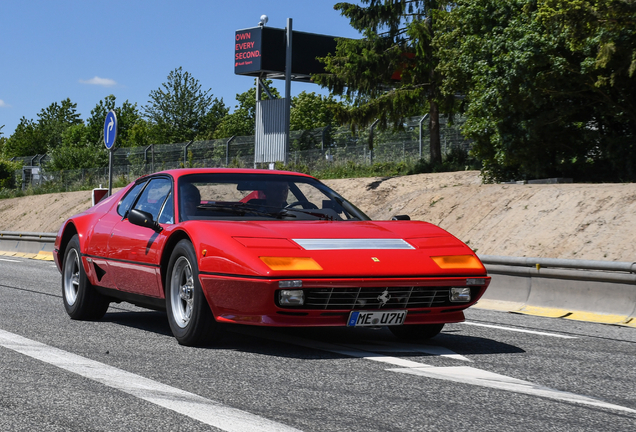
[346,341,472,362]
[388,366,636,414]
[232,327,634,415]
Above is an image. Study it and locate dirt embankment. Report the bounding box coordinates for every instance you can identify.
[1,171,634,262]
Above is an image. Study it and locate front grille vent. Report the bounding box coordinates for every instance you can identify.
[291,287,461,310]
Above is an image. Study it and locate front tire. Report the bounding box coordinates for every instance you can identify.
[389,323,444,341]
[166,239,220,346]
[62,234,109,320]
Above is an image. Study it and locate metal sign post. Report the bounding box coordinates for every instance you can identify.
[284,18,292,165]
[103,110,118,196]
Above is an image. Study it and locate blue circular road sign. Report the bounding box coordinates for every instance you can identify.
[104,110,118,149]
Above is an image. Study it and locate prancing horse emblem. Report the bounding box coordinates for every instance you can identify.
[377,289,391,307]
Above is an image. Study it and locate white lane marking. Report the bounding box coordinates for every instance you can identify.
[0,258,21,262]
[0,329,302,432]
[346,341,472,362]
[232,327,635,414]
[388,366,636,414]
[461,321,578,339]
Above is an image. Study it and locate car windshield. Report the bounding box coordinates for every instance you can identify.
[178,173,369,222]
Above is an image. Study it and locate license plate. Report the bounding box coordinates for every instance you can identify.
[347,310,407,327]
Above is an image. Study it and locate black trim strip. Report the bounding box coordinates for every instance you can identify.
[82,253,160,268]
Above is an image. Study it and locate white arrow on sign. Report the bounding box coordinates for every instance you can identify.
[107,117,114,144]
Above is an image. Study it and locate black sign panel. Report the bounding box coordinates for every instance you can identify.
[234,28,262,74]
[234,26,339,81]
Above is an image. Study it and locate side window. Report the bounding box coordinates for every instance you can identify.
[117,181,148,218]
[133,178,172,221]
[158,191,174,224]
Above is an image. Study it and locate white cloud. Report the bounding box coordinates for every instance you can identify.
[79,76,117,87]
[0,99,9,107]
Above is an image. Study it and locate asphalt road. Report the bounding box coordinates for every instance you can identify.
[1,257,635,431]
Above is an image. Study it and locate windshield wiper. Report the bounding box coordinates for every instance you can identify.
[197,203,296,219]
[278,207,334,221]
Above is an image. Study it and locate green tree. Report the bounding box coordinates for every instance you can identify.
[213,80,281,138]
[196,99,232,141]
[288,91,344,151]
[37,98,83,151]
[2,99,82,158]
[538,0,636,83]
[314,0,452,164]
[48,123,109,171]
[61,123,91,148]
[0,125,5,155]
[126,119,152,148]
[0,159,20,189]
[143,67,227,143]
[290,91,342,131]
[2,117,44,158]
[48,145,108,171]
[437,0,636,182]
[86,95,142,147]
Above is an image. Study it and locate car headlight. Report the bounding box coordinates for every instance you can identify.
[279,289,305,306]
[450,287,471,302]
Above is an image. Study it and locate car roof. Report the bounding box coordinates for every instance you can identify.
[149,168,317,181]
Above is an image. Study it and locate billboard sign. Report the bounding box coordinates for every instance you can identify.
[235,28,262,75]
[234,26,338,81]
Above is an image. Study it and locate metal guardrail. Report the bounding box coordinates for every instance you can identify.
[479,255,636,273]
[0,231,57,255]
[479,255,636,284]
[0,231,57,242]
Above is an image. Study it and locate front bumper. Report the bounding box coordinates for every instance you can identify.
[199,274,490,327]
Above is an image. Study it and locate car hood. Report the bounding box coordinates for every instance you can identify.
[190,220,484,278]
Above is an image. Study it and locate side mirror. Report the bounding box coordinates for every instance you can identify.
[128,209,163,232]
[391,215,411,221]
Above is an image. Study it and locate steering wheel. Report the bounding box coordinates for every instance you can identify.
[285,201,319,210]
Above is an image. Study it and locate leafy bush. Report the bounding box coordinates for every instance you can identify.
[48,146,109,171]
[0,159,20,189]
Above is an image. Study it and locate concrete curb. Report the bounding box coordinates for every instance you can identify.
[0,231,56,256]
[478,255,636,328]
[0,250,54,261]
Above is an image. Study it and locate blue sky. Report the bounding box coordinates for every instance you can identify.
[0,0,362,137]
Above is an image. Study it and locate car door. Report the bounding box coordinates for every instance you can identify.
[85,180,149,290]
[107,176,173,298]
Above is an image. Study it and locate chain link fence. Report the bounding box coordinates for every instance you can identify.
[14,116,470,191]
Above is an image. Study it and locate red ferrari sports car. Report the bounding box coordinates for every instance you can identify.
[54,168,490,346]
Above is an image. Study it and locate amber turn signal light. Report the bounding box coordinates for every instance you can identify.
[260,256,323,271]
[431,255,484,270]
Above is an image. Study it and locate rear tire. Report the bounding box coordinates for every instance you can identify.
[389,323,444,341]
[62,234,110,320]
[165,239,221,346]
